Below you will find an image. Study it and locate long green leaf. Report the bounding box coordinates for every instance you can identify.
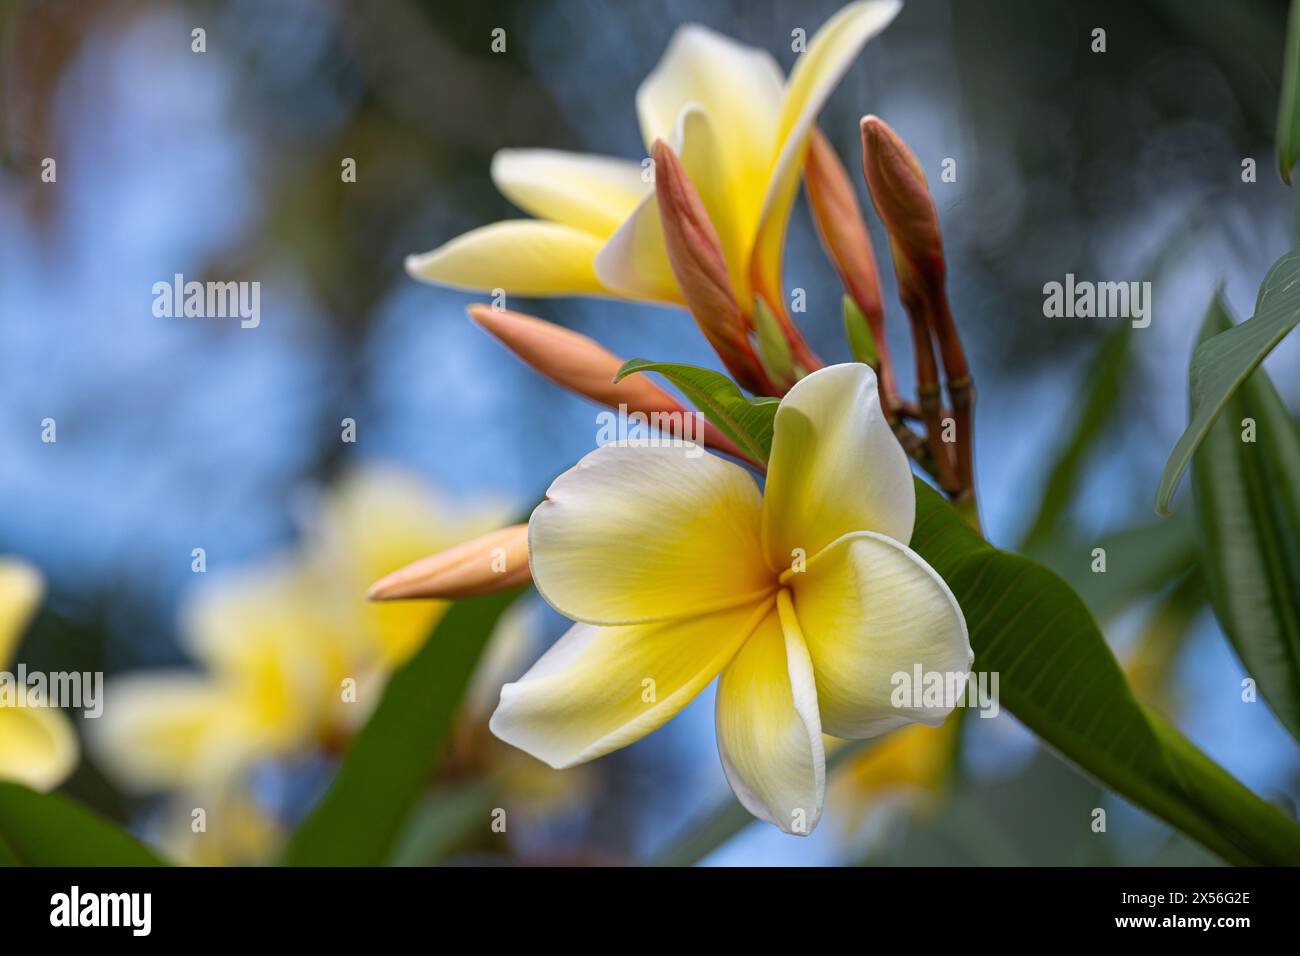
[1155,251,1300,514]
[1192,295,1300,743]
[912,481,1300,865]
[0,782,167,866]
[616,359,779,463]
[1279,0,1300,184]
[283,589,524,865]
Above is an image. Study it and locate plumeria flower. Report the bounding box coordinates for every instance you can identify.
[491,363,971,834]
[0,559,78,791]
[92,466,510,795]
[406,1,901,313]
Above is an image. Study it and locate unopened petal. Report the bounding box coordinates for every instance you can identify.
[762,363,913,568]
[530,443,772,625]
[789,531,970,737]
[490,599,770,769]
[715,597,824,835]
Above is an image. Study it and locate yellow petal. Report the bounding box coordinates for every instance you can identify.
[762,363,913,568]
[406,220,609,298]
[595,106,730,305]
[635,23,783,295]
[715,594,824,835]
[790,531,970,737]
[87,675,261,792]
[0,558,43,670]
[490,598,770,769]
[0,704,77,792]
[490,149,647,238]
[529,443,772,625]
[636,22,782,172]
[751,0,901,301]
[309,466,506,666]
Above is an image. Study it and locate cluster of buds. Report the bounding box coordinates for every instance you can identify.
[370,115,976,600]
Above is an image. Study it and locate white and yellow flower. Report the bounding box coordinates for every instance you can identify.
[406,1,901,312]
[491,363,970,834]
[0,559,78,791]
[91,467,506,795]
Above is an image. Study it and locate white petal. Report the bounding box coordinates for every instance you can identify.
[790,530,971,737]
[490,149,647,237]
[762,363,914,569]
[0,558,43,670]
[715,596,825,835]
[529,443,772,626]
[490,598,771,769]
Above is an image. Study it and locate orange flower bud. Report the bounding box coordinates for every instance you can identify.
[806,128,886,335]
[468,305,679,414]
[859,115,944,289]
[367,524,531,601]
[468,304,751,463]
[652,139,773,395]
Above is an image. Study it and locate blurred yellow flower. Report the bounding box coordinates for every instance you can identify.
[406,1,900,311]
[493,364,970,835]
[0,559,78,792]
[826,721,957,849]
[89,465,582,864]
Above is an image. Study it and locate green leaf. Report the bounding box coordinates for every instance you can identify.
[1020,321,1132,552]
[752,297,795,384]
[616,359,778,462]
[282,589,524,865]
[1155,251,1300,514]
[0,782,168,866]
[390,781,499,866]
[911,480,1300,865]
[1192,295,1300,743]
[1032,514,1199,623]
[1279,0,1300,184]
[842,295,879,368]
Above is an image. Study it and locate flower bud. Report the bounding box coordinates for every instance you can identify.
[806,128,886,336]
[468,305,680,414]
[859,115,944,291]
[469,304,750,463]
[367,524,531,601]
[652,139,773,395]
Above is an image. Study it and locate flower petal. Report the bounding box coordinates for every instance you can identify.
[490,149,647,237]
[715,594,825,835]
[529,443,772,625]
[490,598,771,769]
[0,705,77,792]
[88,675,261,792]
[406,220,608,298]
[789,530,971,737]
[751,0,901,301]
[762,363,913,569]
[595,106,736,304]
[0,558,43,670]
[636,22,783,169]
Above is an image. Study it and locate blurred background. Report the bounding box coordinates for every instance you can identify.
[2,0,1298,865]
